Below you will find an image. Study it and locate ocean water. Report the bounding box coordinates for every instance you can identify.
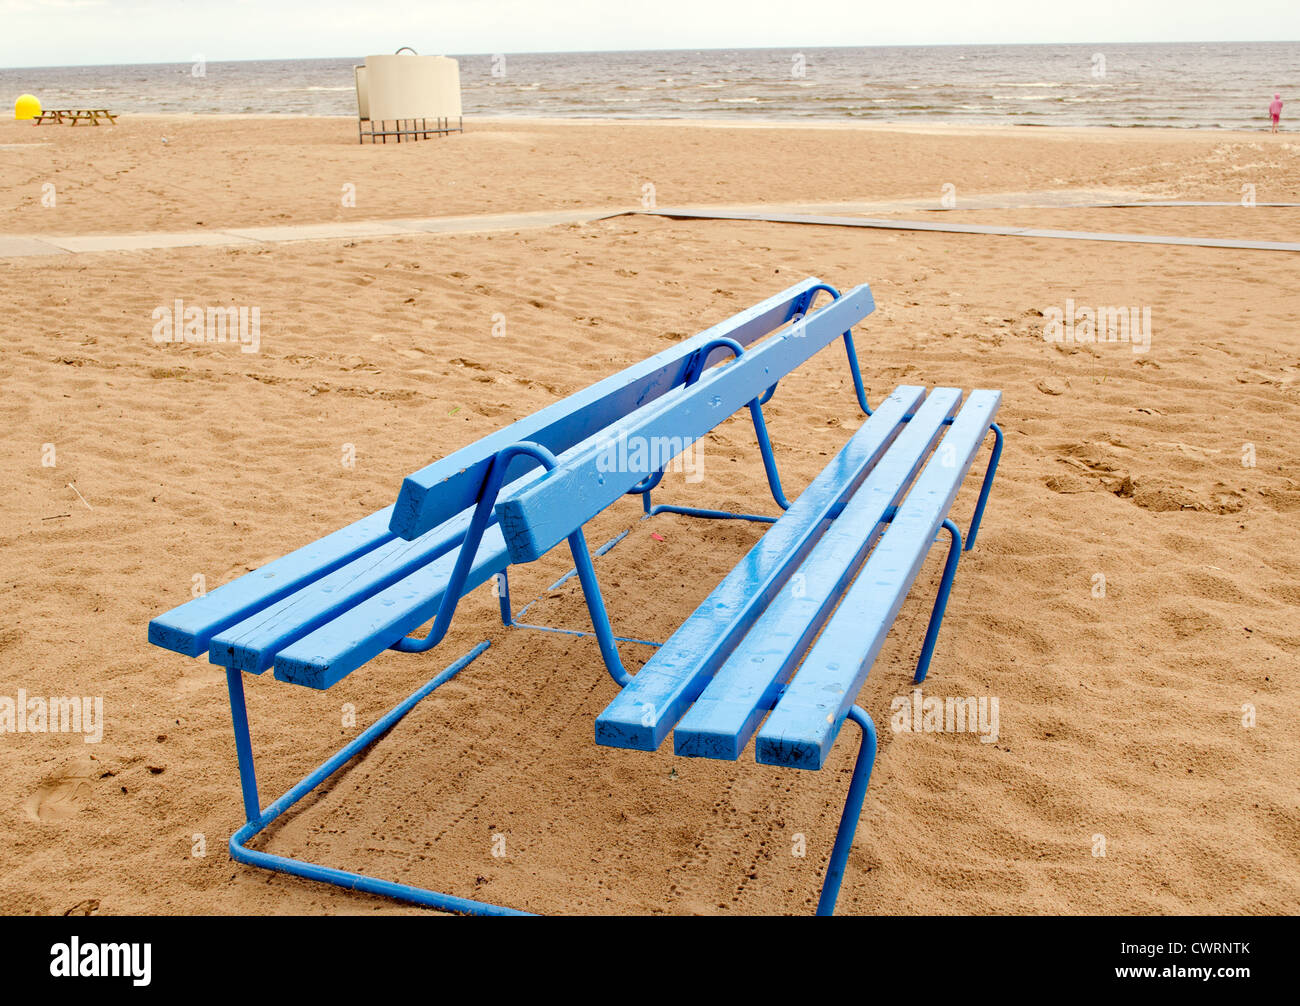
[2,43,1296,129]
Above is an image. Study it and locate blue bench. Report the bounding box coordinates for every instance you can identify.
[148,277,1002,916]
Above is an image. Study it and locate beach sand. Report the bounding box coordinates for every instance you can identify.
[0,116,1297,915]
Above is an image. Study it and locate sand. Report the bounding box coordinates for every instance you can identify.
[0,115,1297,915]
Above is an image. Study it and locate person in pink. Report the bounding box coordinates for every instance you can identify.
[1270,93,1283,134]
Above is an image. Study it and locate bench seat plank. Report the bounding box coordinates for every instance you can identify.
[497,285,876,565]
[207,467,553,673]
[390,278,826,541]
[672,388,962,760]
[593,384,924,752]
[271,526,511,689]
[147,506,397,657]
[755,391,1002,770]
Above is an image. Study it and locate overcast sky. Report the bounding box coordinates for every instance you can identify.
[1,0,1297,68]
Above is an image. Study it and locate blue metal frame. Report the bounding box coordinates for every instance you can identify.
[496,532,664,649]
[966,423,1003,551]
[914,518,963,684]
[225,640,534,916]
[211,280,1000,914]
[389,441,632,688]
[224,637,877,916]
[807,281,874,417]
[218,412,999,916]
[627,334,793,514]
[635,282,875,524]
[817,706,878,915]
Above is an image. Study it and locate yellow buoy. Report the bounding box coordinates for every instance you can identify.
[14,94,42,120]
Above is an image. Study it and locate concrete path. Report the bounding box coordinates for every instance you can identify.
[3,194,1296,258]
[633,208,1300,253]
[0,208,613,258]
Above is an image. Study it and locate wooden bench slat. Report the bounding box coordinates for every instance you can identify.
[497,285,876,565]
[271,526,511,689]
[389,278,825,541]
[755,391,1002,770]
[209,514,475,674]
[672,388,963,760]
[147,506,397,657]
[206,464,556,673]
[593,383,922,751]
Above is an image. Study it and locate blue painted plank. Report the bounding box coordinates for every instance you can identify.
[389,278,828,541]
[209,466,535,672]
[593,383,922,752]
[271,526,511,689]
[673,388,962,760]
[497,285,877,565]
[755,391,1002,770]
[147,506,396,658]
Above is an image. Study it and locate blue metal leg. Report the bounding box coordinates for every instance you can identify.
[816,705,878,916]
[842,331,872,416]
[914,518,962,684]
[747,399,791,510]
[801,281,871,416]
[628,334,790,511]
[635,402,785,521]
[225,640,531,916]
[965,423,1003,551]
[225,666,261,824]
[484,527,645,677]
[515,531,630,616]
[564,527,632,687]
[392,441,558,654]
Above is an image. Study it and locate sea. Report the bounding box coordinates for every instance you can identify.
[2,43,1296,129]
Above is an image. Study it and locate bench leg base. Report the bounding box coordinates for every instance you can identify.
[644,501,778,524]
[914,517,963,685]
[223,641,533,916]
[225,643,879,915]
[816,705,878,916]
[497,541,663,648]
[965,422,1003,551]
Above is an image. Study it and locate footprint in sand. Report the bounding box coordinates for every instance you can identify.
[23,757,100,824]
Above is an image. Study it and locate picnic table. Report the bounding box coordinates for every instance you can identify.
[33,108,117,125]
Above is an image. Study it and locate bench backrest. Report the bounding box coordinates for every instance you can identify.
[149,279,824,658]
[389,277,830,540]
[495,285,876,564]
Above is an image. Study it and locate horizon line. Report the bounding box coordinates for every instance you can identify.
[3,39,1299,72]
